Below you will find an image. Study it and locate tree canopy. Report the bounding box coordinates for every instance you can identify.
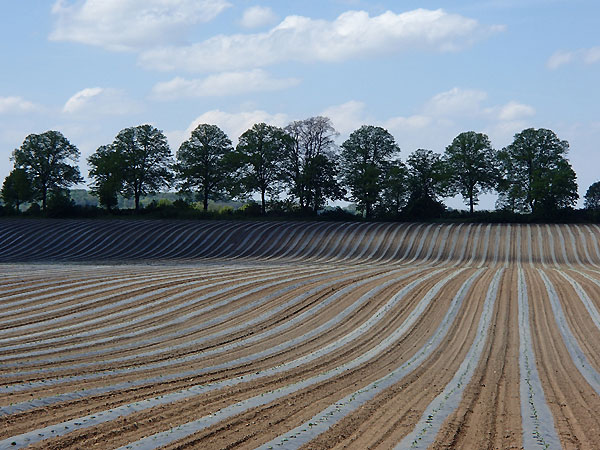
[497,128,577,215]
[584,181,600,210]
[232,123,291,215]
[2,121,590,221]
[114,124,173,210]
[88,145,124,211]
[404,149,447,219]
[444,131,498,214]
[341,125,400,218]
[284,117,344,212]
[379,160,409,217]
[12,130,82,211]
[176,123,233,211]
[1,168,33,212]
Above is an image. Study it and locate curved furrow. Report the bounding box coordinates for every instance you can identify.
[525,268,600,448]
[0,267,317,356]
[0,264,242,314]
[0,268,436,419]
[0,267,455,447]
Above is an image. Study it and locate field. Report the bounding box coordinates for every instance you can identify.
[2,219,600,449]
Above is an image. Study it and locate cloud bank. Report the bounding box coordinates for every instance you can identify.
[139,9,503,72]
[50,0,232,51]
[152,70,300,99]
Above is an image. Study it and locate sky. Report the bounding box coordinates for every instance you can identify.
[1,0,599,210]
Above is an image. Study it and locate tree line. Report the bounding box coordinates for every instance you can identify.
[2,116,600,221]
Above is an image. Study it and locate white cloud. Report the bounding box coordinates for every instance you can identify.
[0,96,40,114]
[152,70,300,100]
[496,101,535,121]
[63,87,141,115]
[321,101,370,135]
[139,8,503,72]
[424,87,488,117]
[384,115,432,131]
[167,109,289,150]
[321,101,432,139]
[419,88,535,125]
[547,46,600,69]
[546,51,573,70]
[240,6,278,29]
[50,0,232,51]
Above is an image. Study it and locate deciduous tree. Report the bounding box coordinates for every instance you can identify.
[88,145,124,211]
[1,168,33,212]
[585,181,600,210]
[176,124,233,211]
[283,116,343,213]
[232,123,292,215]
[497,128,578,214]
[341,125,400,218]
[444,131,498,214]
[404,149,447,219]
[379,160,409,217]
[12,130,82,211]
[114,124,173,210]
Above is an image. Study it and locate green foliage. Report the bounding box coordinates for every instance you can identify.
[114,124,173,210]
[176,123,233,211]
[407,149,447,201]
[88,144,123,211]
[232,123,292,214]
[46,191,77,217]
[584,182,600,210]
[12,130,82,211]
[284,117,344,213]
[497,128,578,214]
[341,125,400,218]
[1,168,33,212]
[404,149,447,219]
[444,131,498,214]
[307,153,345,212]
[379,160,409,217]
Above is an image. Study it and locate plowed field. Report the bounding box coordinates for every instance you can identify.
[2,220,600,449]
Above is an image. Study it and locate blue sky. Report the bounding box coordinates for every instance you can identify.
[1,0,598,209]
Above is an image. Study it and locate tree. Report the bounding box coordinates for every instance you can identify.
[379,160,409,217]
[585,181,600,210]
[283,116,343,213]
[407,149,447,200]
[1,168,33,212]
[304,153,345,212]
[176,124,233,212]
[497,128,578,214]
[114,124,173,210]
[404,149,447,219]
[444,131,498,214]
[232,123,292,215]
[341,125,400,218]
[12,130,82,211]
[88,145,124,211]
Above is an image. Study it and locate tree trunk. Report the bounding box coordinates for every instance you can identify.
[366,202,372,219]
[203,189,209,212]
[135,192,140,211]
[261,188,266,215]
[469,194,474,215]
